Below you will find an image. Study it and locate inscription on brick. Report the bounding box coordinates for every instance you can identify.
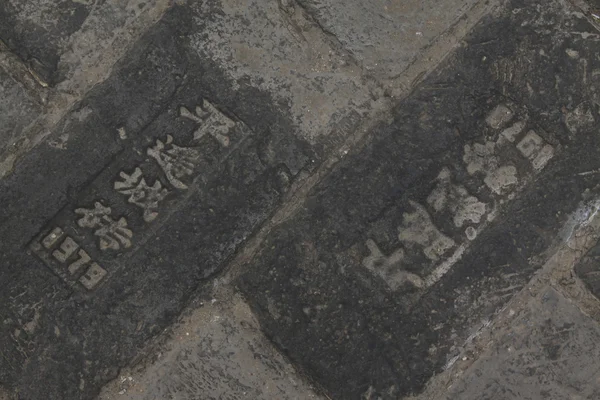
[114,168,170,222]
[147,135,201,190]
[29,98,254,291]
[31,227,107,290]
[180,100,235,146]
[75,202,133,251]
[361,102,558,292]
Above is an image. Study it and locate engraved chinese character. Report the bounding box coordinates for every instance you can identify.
[147,135,201,190]
[485,104,514,129]
[180,99,235,147]
[362,239,424,290]
[463,141,518,195]
[427,167,487,228]
[114,167,169,222]
[398,201,455,261]
[75,202,133,251]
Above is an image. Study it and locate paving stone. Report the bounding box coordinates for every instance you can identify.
[0,0,171,177]
[97,292,322,400]
[295,0,480,81]
[0,0,169,86]
[0,67,41,163]
[575,234,600,297]
[0,0,90,84]
[444,287,600,400]
[237,0,600,398]
[0,1,371,399]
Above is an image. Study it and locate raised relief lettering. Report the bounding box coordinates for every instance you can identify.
[180,100,235,147]
[362,239,424,290]
[42,227,64,249]
[32,227,107,290]
[462,104,528,195]
[463,104,556,196]
[398,201,455,261]
[498,120,526,143]
[114,167,170,222]
[30,97,260,291]
[78,263,107,290]
[485,104,514,129]
[463,140,518,195]
[427,167,487,228]
[68,249,91,275]
[359,103,560,292]
[516,130,555,170]
[52,236,79,263]
[147,135,201,190]
[75,202,133,251]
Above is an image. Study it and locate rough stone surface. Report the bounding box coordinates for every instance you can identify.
[587,0,600,8]
[296,0,479,81]
[98,291,322,400]
[0,0,171,178]
[575,235,600,298]
[3,0,600,399]
[182,0,373,146]
[444,287,600,400]
[0,1,371,398]
[0,0,169,86]
[0,67,40,160]
[0,0,92,84]
[237,0,600,398]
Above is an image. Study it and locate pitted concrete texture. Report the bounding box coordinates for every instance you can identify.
[444,287,600,400]
[0,0,91,84]
[0,0,171,179]
[3,0,600,399]
[0,1,375,398]
[586,0,600,8]
[576,236,600,300]
[184,0,374,146]
[0,0,171,86]
[236,0,600,398]
[295,0,480,81]
[98,292,322,400]
[0,0,377,180]
[0,67,40,165]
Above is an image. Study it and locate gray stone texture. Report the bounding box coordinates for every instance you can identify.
[0,0,92,84]
[296,0,479,80]
[0,0,169,86]
[98,293,322,400]
[445,287,600,400]
[0,67,40,162]
[237,0,600,398]
[0,0,171,178]
[576,236,600,298]
[3,0,600,399]
[0,1,373,398]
